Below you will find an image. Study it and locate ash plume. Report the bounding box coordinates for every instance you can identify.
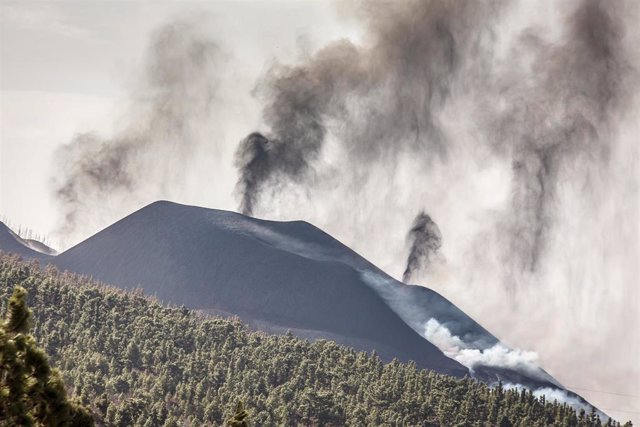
[232,1,638,415]
[239,0,634,288]
[234,40,364,215]
[403,211,442,283]
[52,17,223,243]
[482,0,634,279]
[234,132,270,216]
[235,0,503,214]
[42,1,638,418]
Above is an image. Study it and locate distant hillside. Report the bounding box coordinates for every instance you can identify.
[0,254,629,426]
[0,222,55,260]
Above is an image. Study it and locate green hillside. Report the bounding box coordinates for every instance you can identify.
[0,254,631,426]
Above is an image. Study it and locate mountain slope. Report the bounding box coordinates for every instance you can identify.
[0,222,55,260]
[2,254,621,426]
[52,201,466,376]
[0,201,590,405]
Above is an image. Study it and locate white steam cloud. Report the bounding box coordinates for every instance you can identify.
[504,384,608,422]
[424,318,541,376]
[423,319,606,418]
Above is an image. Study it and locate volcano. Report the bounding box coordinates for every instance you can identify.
[0,201,593,408]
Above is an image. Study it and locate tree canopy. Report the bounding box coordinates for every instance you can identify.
[0,253,631,426]
[0,284,93,426]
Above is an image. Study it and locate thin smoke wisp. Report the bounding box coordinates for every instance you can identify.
[52,17,224,245]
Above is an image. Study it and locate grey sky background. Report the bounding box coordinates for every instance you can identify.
[1,1,638,423]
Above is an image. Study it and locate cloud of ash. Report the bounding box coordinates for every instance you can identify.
[233,0,639,419]
[235,0,503,213]
[45,0,639,421]
[51,17,225,245]
[475,0,636,284]
[403,211,442,283]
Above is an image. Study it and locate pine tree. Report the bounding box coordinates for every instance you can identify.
[227,400,250,427]
[0,285,94,426]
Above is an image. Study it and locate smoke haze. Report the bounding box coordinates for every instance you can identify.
[40,0,639,421]
[478,0,635,285]
[234,0,503,212]
[233,0,639,420]
[52,17,225,245]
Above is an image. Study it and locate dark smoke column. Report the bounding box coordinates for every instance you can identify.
[234,133,271,216]
[232,1,500,216]
[232,42,356,216]
[403,211,443,283]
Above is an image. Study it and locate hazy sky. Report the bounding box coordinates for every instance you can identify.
[1,1,638,423]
